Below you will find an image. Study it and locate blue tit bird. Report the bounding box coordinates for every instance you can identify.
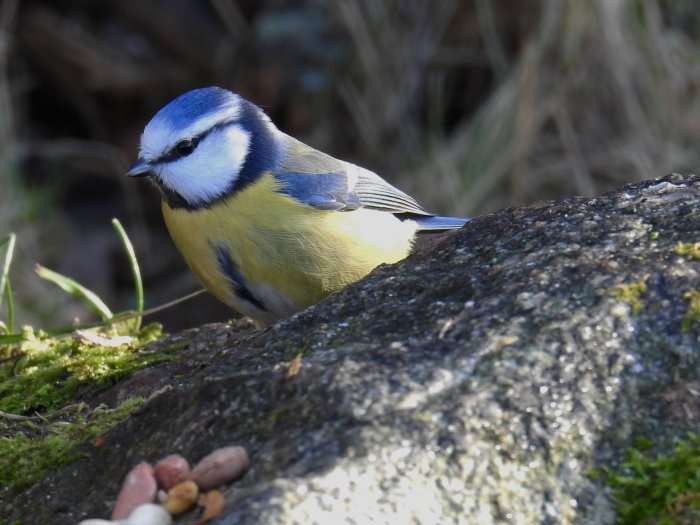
[126,87,468,324]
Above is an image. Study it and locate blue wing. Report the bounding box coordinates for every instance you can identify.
[275,171,361,211]
[275,136,430,215]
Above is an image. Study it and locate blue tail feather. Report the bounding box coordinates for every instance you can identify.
[413,215,470,233]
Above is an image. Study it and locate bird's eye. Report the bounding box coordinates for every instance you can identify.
[174,138,198,157]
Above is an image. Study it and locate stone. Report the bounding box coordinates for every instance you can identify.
[3,173,700,524]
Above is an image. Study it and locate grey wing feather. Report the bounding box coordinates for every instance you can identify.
[278,136,347,174]
[352,168,430,216]
[277,135,430,215]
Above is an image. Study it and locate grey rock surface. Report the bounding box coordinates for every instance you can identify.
[4,173,700,524]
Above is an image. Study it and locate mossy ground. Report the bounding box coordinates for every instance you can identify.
[681,289,700,333]
[0,323,163,414]
[606,434,700,525]
[0,322,167,494]
[0,397,144,494]
[675,242,700,260]
[610,280,647,315]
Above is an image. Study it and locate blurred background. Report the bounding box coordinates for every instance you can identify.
[1,0,699,331]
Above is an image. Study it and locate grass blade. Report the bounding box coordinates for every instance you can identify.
[35,264,113,321]
[0,288,205,344]
[111,218,143,332]
[0,332,23,345]
[0,233,16,332]
[5,279,14,334]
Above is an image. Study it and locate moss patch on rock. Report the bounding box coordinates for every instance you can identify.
[675,242,700,260]
[0,323,167,495]
[610,280,647,315]
[681,289,700,333]
[0,397,144,493]
[0,323,163,414]
[607,434,700,525]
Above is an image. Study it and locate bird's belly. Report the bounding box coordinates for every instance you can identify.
[161,177,416,323]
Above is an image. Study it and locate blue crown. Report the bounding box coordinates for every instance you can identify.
[154,87,238,128]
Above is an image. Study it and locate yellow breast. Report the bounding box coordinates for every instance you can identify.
[161,173,417,323]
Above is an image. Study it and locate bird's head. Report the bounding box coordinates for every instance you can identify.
[126,87,281,209]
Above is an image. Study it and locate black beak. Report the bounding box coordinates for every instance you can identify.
[125,158,153,177]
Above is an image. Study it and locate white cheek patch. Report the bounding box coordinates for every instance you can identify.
[139,121,172,163]
[163,125,251,207]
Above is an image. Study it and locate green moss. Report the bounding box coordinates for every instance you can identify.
[163,341,191,353]
[610,280,647,315]
[269,405,290,425]
[0,323,164,414]
[0,323,169,495]
[675,242,700,260]
[606,433,700,525]
[282,347,308,362]
[0,397,144,493]
[681,289,700,333]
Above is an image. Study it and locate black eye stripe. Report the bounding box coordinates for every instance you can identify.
[162,137,199,162]
[154,118,239,164]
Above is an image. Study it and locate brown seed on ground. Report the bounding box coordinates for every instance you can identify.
[111,462,157,520]
[190,446,249,491]
[187,490,225,525]
[154,454,191,489]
